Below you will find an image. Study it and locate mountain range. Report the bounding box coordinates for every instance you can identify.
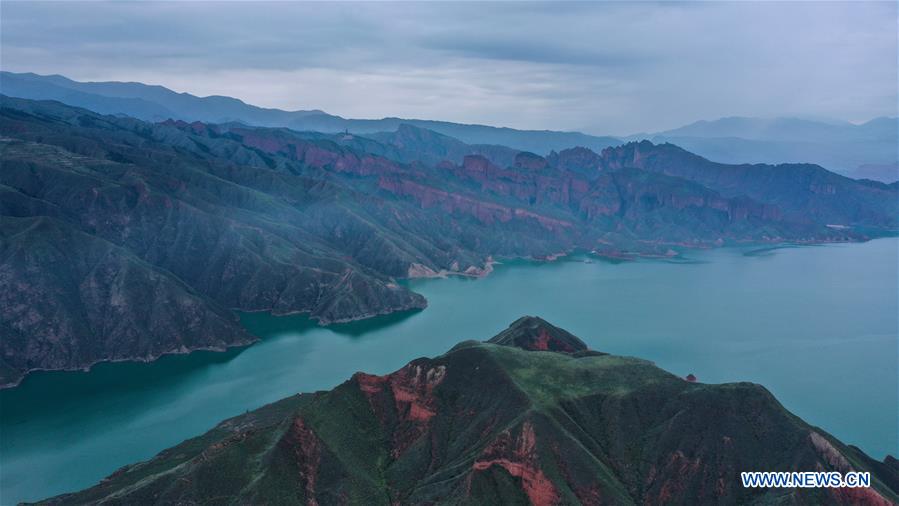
[3,72,896,180]
[31,317,899,505]
[0,72,620,154]
[639,117,899,182]
[1,94,896,388]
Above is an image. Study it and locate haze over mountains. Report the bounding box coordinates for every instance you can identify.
[0,72,620,154]
[1,93,897,388]
[3,72,897,181]
[638,117,899,182]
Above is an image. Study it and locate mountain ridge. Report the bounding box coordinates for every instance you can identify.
[3,72,896,180]
[636,116,899,182]
[0,71,619,154]
[1,95,895,388]
[31,317,899,505]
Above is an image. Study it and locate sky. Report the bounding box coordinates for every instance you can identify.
[1,1,897,134]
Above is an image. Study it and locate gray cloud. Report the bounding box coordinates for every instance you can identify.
[1,1,896,134]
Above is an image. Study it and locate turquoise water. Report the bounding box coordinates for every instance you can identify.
[1,239,897,504]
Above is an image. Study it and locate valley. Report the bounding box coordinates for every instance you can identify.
[2,95,895,389]
[2,3,897,504]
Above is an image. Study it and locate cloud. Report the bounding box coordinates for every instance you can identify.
[1,1,896,134]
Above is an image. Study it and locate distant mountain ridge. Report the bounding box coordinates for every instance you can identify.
[654,116,897,141]
[636,116,899,182]
[0,71,620,154]
[4,72,895,179]
[0,71,325,125]
[33,317,899,505]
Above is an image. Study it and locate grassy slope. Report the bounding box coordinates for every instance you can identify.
[36,338,899,505]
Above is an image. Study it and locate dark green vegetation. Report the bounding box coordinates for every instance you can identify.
[1,94,897,388]
[33,317,899,505]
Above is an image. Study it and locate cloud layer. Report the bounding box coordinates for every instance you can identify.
[2,1,896,133]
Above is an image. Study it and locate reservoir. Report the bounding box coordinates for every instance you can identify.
[1,239,896,504]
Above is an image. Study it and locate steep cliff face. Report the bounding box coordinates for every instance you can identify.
[546,147,604,178]
[35,317,899,505]
[368,123,520,167]
[157,107,890,250]
[433,150,836,248]
[599,141,899,228]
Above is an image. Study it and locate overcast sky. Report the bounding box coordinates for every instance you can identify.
[2,1,896,134]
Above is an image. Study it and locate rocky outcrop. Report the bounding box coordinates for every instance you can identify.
[487,316,588,352]
[599,141,899,228]
[514,151,548,171]
[368,123,520,168]
[354,361,447,458]
[546,147,604,178]
[377,177,574,231]
[34,318,899,505]
[472,421,559,506]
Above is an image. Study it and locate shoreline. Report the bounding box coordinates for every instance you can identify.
[1,338,258,390]
[4,235,892,390]
[2,236,895,504]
